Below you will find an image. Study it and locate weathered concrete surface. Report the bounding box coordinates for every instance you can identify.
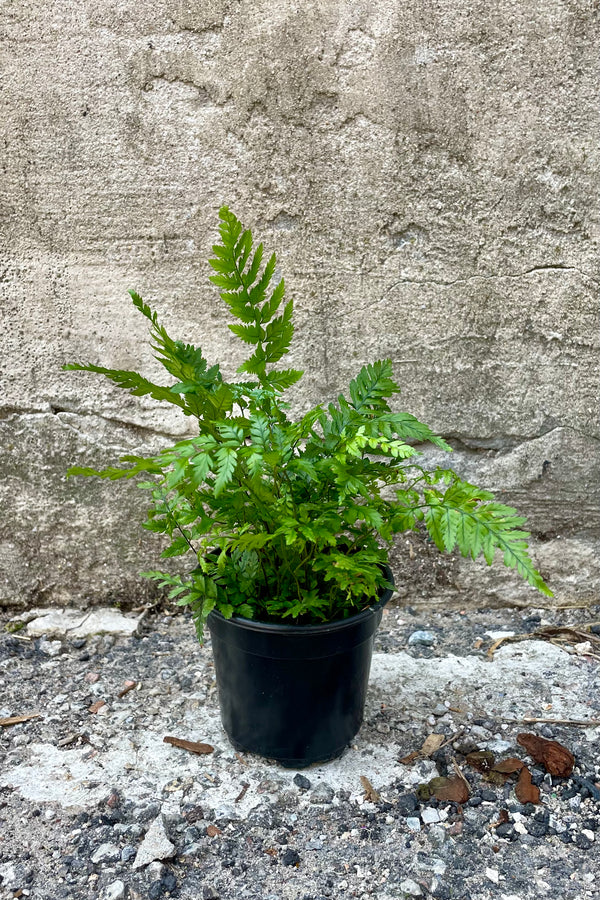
[0,634,594,814]
[1,1,598,607]
[21,607,143,638]
[1,604,599,898]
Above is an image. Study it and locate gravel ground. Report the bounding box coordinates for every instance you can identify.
[1,598,599,900]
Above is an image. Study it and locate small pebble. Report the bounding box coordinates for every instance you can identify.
[519,833,537,845]
[293,774,311,791]
[526,820,547,838]
[162,873,177,892]
[101,882,126,900]
[397,793,419,816]
[39,639,62,656]
[281,849,300,867]
[408,631,436,647]
[399,878,422,896]
[421,808,440,825]
[406,817,421,832]
[305,839,324,850]
[148,881,163,900]
[91,843,121,864]
[309,783,334,804]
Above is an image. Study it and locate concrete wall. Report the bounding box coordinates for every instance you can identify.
[1,0,599,609]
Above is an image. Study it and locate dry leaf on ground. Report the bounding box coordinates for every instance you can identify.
[431,775,470,804]
[421,733,446,755]
[466,750,495,773]
[492,758,525,774]
[517,733,575,777]
[400,733,446,765]
[360,775,381,803]
[515,766,540,804]
[399,751,421,765]
[493,808,510,827]
[163,736,214,755]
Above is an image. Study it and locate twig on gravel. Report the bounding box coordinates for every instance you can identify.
[0,712,41,727]
[487,625,600,659]
[235,782,250,803]
[235,752,248,766]
[505,716,600,727]
[452,758,470,790]
[437,732,460,751]
[64,611,94,633]
[117,680,138,698]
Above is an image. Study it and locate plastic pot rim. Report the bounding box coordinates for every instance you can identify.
[207,562,394,637]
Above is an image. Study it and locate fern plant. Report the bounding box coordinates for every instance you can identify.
[65,206,552,641]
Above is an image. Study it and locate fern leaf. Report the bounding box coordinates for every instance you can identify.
[348,360,399,412]
[384,413,452,450]
[439,506,459,552]
[236,229,253,272]
[249,252,276,304]
[427,481,553,597]
[63,362,187,411]
[214,446,237,496]
[217,423,245,444]
[266,369,304,391]
[243,242,264,287]
[250,413,271,449]
[129,291,214,390]
[67,455,163,480]
[209,272,243,290]
[209,207,296,385]
[190,453,212,486]
[234,531,274,550]
[424,505,445,552]
[228,322,264,344]
[161,535,192,558]
[260,278,286,323]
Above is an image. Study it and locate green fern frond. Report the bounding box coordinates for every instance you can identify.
[67,455,163,481]
[423,481,553,597]
[214,446,238,496]
[208,206,299,386]
[348,360,399,412]
[63,362,188,411]
[383,414,452,451]
[266,369,304,391]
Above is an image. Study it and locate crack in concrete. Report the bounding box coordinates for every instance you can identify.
[383,264,599,293]
[3,412,598,455]
[439,424,600,455]
[0,408,184,442]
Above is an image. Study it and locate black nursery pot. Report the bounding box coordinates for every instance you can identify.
[207,566,394,767]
